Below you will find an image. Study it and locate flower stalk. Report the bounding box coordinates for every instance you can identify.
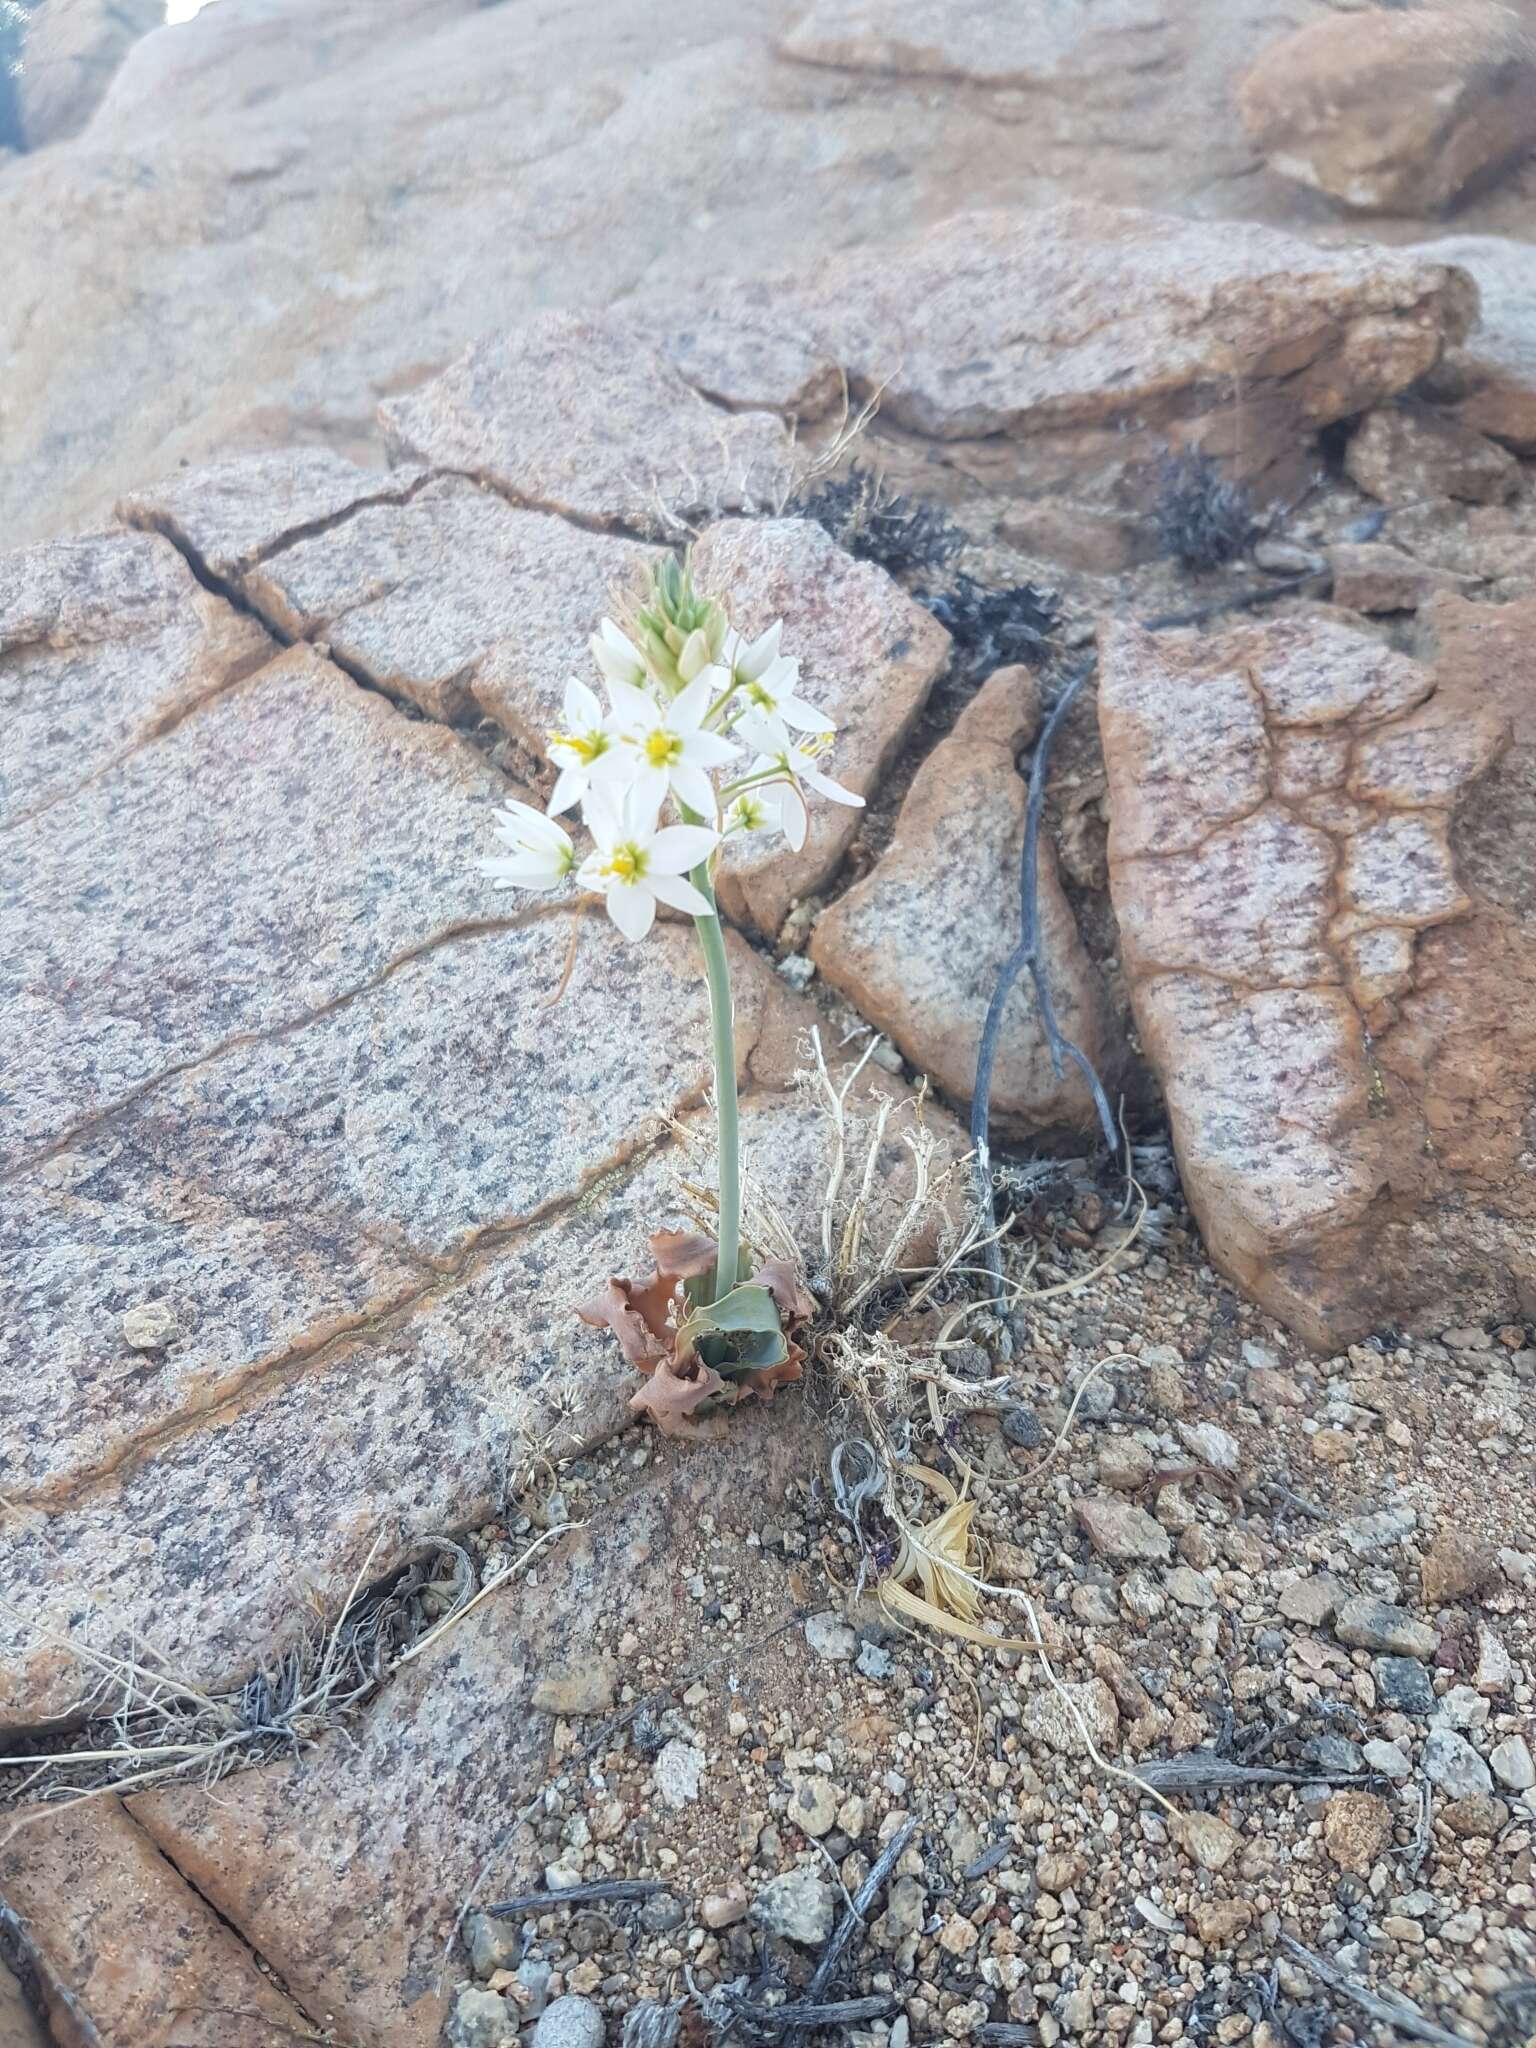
[690,859,741,1305]
[475,548,865,1423]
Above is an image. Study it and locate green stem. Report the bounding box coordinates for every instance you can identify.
[677,797,740,1305]
[691,861,740,1306]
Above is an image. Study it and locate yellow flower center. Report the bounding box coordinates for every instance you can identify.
[644,729,682,768]
[601,843,644,882]
[549,726,608,765]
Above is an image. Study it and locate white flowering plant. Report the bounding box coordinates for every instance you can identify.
[480,555,862,1433]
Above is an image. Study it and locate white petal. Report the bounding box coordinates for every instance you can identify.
[648,823,721,874]
[648,871,715,917]
[563,675,602,730]
[781,694,836,735]
[545,765,587,817]
[683,728,740,769]
[779,782,809,851]
[605,880,656,942]
[605,676,659,730]
[740,620,782,682]
[739,708,790,756]
[480,855,561,889]
[620,776,667,836]
[591,621,644,684]
[672,672,714,732]
[806,764,864,807]
[668,759,719,819]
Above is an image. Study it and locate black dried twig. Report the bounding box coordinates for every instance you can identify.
[484,1878,668,1917]
[970,660,1119,1312]
[789,463,964,579]
[804,1814,918,2005]
[1279,1937,1470,2046]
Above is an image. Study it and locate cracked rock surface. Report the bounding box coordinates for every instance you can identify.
[1098,607,1530,1346]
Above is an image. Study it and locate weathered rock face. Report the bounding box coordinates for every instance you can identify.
[2,911,790,1507]
[1344,402,1519,507]
[124,454,661,740]
[379,312,797,536]
[15,0,162,148]
[1411,235,1536,453]
[692,519,952,937]
[0,0,1450,553]
[779,0,1173,90]
[1099,608,1532,1345]
[695,203,1472,568]
[1238,5,1536,216]
[0,1962,45,2048]
[0,528,271,830]
[811,666,1122,1134]
[0,1797,314,2047]
[103,1404,829,2048]
[0,642,505,1171]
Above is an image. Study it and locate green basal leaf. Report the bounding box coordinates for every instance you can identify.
[675,1282,788,1378]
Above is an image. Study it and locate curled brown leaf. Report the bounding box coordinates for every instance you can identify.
[629,1355,729,1437]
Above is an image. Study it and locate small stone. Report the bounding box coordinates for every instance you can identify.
[1322,1790,1390,1875]
[121,1302,179,1352]
[1253,536,1324,577]
[1474,1625,1512,1696]
[1098,1440,1154,1491]
[1422,1530,1500,1607]
[876,1874,926,1944]
[1190,1899,1253,1946]
[788,1776,840,1839]
[1363,1739,1411,1781]
[1071,1583,1120,1626]
[1442,1795,1506,1839]
[639,1893,686,1933]
[652,1739,704,1810]
[1143,1358,1186,1416]
[1491,1737,1535,1791]
[1334,1597,1438,1659]
[1374,1657,1435,1715]
[464,1911,524,1981]
[1174,1812,1241,1873]
[532,1658,617,1717]
[532,1994,606,2048]
[1036,1851,1086,1893]
[938,1912,979,1956]
[448,1984,520,2048]
[1002,1406,1047,1449]
[855,1639,893,1681]
[1304,1735,1365,1777]
[1021,1679,1121,1758]
[1433,1683,1487,1731]
[1337,1506,1417,1557]
[804,1612,857,1662]
[1166,1566,1217,1610]
[1076,1498,1172,1565]
[701,1890,749,1930]
[1310,1429,1353,1465]
[1422,1728,1493,1799]
[753,1869,835,1947]
[1177,1422,1240,1473]
[1278,1576,1346,1627]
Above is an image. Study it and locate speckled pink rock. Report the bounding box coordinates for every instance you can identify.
[1099,608,1526,1344]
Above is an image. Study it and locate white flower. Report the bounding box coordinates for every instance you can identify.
[747,731,864,833]
[589,618,647,689]
[577,787,719,942]
[480,800,576,892]
[545,676,622,816]
[606,672,739,820]
[726,623,833,750]
[723,783,808,852]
